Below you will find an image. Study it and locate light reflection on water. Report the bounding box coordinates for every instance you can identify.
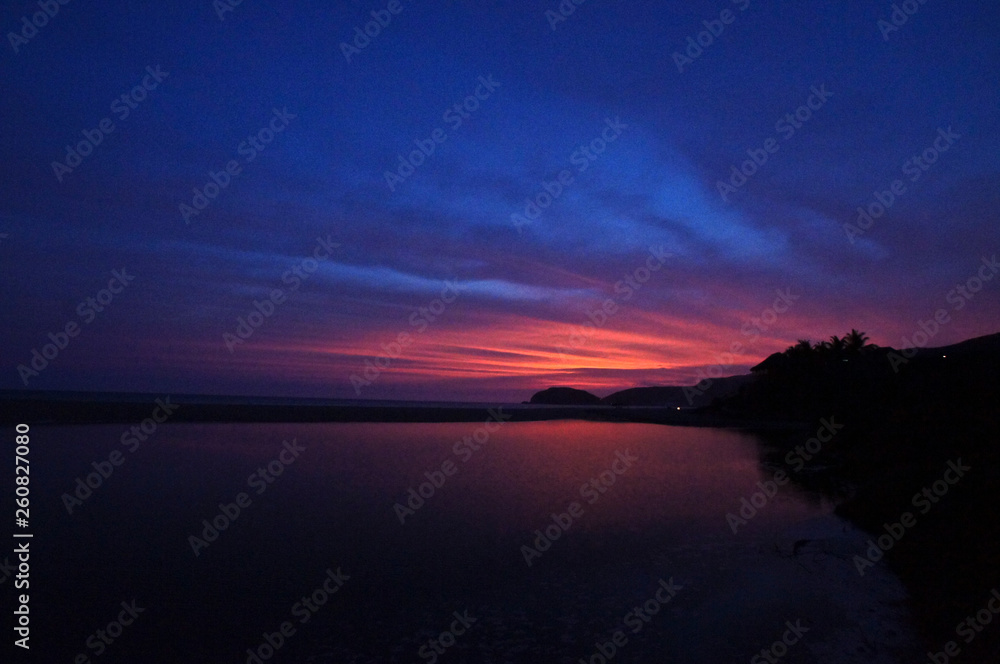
[31,421,919,663]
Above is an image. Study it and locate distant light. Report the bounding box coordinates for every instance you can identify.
[676,407,681,410]
[943,355,947,358]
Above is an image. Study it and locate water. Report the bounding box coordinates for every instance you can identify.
[20,421,922,662]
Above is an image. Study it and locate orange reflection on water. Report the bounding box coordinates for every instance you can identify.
[172,420,825,538]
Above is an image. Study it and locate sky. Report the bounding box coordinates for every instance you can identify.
[1,0,998,402]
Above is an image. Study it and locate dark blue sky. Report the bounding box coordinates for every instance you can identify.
[2,0,998,401]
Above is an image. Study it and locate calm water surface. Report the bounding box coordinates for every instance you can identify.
[25,421,922,662]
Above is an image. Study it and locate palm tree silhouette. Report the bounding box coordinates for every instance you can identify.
[828,334,846,355]
[789,339,813,357]
[844,328,871,353]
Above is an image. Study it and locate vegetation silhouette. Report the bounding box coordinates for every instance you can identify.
[716,330,1000,659]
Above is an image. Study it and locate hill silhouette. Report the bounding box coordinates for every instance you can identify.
[528,386,601,405]
[602,374,753,407]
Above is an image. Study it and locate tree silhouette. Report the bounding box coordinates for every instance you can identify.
[827,334,845,357]
[793,339,813,354]
[755,330,877,376]
[845,328,871,353]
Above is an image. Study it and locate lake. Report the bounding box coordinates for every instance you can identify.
[24,420,923,662]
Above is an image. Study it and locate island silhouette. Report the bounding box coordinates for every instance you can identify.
[2,330,998,657]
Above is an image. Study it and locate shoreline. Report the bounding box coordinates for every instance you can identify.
[7,391,997,656]
[0,395,807,430]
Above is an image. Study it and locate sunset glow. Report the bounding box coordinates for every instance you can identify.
[2,2,997,401]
